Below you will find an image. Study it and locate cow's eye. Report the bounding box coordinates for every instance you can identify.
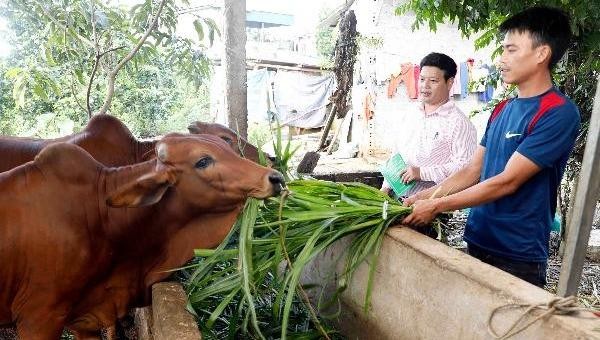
[195,156,213,169]
[220,136,234,146]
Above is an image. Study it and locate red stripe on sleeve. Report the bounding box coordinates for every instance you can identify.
[489,99,510,123]
[527,92,566,134]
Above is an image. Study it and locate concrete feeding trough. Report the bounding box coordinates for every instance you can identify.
[135,282,201,340]
[302,228,600,339]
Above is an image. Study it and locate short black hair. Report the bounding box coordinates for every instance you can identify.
[499,6,571,69]
[419,53,457,81]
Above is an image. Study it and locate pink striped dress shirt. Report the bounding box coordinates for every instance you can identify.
[383,100,477,197]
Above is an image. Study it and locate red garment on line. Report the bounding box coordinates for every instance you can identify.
[363,93,375,120]
[387,63,418,99]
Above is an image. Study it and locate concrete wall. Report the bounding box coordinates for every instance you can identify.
[302,228,600,339]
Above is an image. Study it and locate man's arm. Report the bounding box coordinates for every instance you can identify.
[402,151,542,226]
[404,145,485,205]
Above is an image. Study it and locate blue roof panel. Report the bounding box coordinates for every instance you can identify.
[246,11,294,26]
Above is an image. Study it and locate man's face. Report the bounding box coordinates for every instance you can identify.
[419,66,452,106]
[499,30,549,85]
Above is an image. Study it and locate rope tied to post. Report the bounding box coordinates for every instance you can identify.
[487,295,600,339]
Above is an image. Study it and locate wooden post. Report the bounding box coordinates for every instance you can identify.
[223,0,248,139]
[317,104,336,151]
[557,77,600,296]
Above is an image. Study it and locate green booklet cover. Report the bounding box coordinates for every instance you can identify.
[379,153,415,196]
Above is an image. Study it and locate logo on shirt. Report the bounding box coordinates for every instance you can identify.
[505,132,522,139]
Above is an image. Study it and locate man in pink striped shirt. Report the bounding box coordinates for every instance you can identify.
[381,53,477,199]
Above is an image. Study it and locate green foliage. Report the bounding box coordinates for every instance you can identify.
[356,35,383,50]
[0,0,216,137]
[315,26,336,66]
[186,180,414,339]
[269,122,300,182]
[0,55,211,138]
[315,7,338,68]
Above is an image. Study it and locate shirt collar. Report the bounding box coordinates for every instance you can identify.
[419,100,455,117]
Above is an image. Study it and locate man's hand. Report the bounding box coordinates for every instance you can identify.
[400,166,420,184]
[402,198,439,227]
[403,194,419,207]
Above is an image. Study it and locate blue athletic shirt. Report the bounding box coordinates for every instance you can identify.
[464,87,580,262]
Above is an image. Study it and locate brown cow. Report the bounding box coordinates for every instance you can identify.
[0,114,155,172]
[0,134,284,339]
[188,121,274,164]
[0,115,264,173]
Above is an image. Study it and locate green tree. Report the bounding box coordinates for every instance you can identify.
[396,1,600,225]
[0,0,217,136]
[315,7,338,68]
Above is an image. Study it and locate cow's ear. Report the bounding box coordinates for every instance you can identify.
[107,169,177,207]
[187,122,200,134]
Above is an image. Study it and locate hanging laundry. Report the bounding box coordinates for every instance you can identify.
[413,65,420,98]
[363,92,376,120]
[387,63,418,99]
[273,71,336,128]
[460,62,469,99]
[478,84,494,102]
[470,61,490,93]
[450,67,461,96]
[477,64,495,102]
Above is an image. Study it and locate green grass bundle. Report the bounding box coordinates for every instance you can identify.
[185,179,413,339]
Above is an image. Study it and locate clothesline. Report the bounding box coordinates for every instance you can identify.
[384,59,498,103]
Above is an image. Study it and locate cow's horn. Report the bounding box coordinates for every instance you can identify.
[157,143,169,162]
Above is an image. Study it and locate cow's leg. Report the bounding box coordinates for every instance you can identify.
[103,325,117,340]
[71,325,118,340]
[71,329,102,340]
[15,313,66,340]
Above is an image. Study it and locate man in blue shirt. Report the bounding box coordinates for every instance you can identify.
[402,6,581,288]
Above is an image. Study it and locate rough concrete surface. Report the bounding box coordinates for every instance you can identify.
[134,307,153,340]
[152,282,201,340]
[302,228,600,340]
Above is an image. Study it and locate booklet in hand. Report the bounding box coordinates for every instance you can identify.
[379,153,415,197]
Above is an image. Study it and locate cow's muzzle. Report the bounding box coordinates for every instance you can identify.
[268,171,286,196]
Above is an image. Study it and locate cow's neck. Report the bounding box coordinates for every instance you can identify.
[143,205,243,286]
[101,162,246,300]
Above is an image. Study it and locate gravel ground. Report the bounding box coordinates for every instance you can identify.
[0,314,138,340]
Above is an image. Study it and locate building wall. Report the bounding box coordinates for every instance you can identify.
[348,0,497,154]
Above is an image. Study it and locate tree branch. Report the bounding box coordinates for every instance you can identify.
[86,54,100,118]
[87,0,99,118]
[69,76,87,113]
[86,45,126,117]
[30,0,95,49]
[97,0,168,115]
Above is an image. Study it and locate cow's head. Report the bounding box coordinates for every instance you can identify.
[106,134,284,211]
[188,121,276,165]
